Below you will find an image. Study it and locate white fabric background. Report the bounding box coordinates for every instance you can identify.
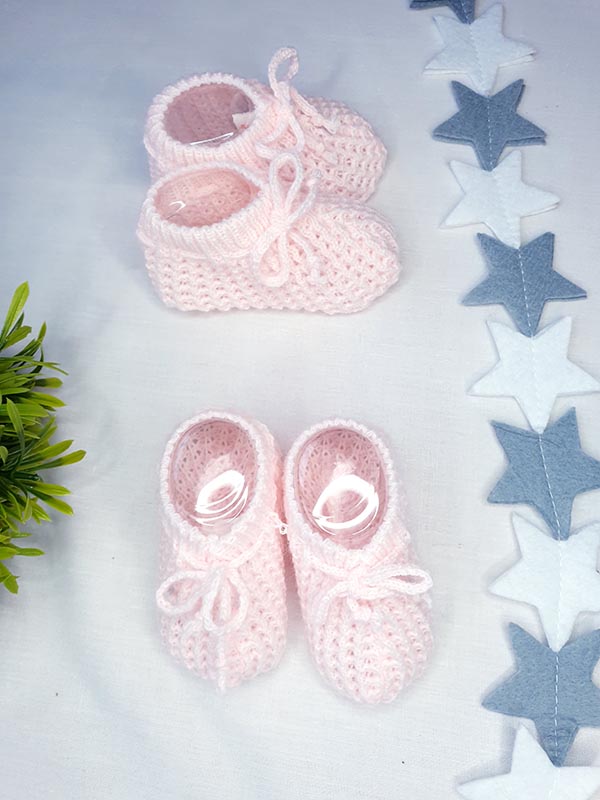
[2,0,600,797]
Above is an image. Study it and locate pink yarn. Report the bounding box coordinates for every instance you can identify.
[137,152,400,313]
[144,47,386,202]
[284,419,433,704]
[156,411,287,691]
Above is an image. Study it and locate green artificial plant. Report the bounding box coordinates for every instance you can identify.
[0,283,85,593]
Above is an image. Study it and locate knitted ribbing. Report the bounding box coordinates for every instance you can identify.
[144,47,386,202]
[157,411,287,691]
[284,419,433,704]
[137,155,400,314]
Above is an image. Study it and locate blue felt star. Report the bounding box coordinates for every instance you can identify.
[433,81,546,170]
[463,233,586,336]
[410,0,475,24]
[482,624,600,766]
[489,408,600,539]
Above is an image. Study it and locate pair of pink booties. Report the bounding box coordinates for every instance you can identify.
[157,412,433,704]
[138,48,399,314]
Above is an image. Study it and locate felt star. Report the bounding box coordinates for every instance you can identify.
[459,725,600,800]
[410,0,475,24]
[490,515,600,650]
[489,408,600,539]
[463,233,587,337]
[425,5,535,94]
[433,80,546,170]
[470,318,600,433]
[444,151,559,247]
[482,624,600,765]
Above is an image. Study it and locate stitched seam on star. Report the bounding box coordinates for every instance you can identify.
[516,247,534,335]
[491,170,515,245]
[468,26,486,92]
[485,98,493,168]
[538,434,563,766]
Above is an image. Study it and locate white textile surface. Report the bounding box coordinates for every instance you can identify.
[2,1,600,798]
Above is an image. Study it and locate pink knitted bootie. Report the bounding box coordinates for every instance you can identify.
[156,412,287,690]
[144,47,386,202]
[284,420,433,704]
[137,152,399,314]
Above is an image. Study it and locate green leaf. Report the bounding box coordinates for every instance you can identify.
[5,398,25,452]
[34,377,63,389]
[27,391,65,409]
[30,504,51,523]
[0,283,29,345]
[37,449,86,470]
[11,545,43,557]
[0,446,7,463]
[19,481,71,497]
[28,490,74,515]
[0,563,19,594]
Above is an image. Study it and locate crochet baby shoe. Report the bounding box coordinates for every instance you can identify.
[156,412,287,691]
[144,47,386,202]
[284,420,433,704]
[137,151,400,314]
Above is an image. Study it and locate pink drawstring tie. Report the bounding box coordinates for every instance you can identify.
[257,47,339,161]
[251,151,321,288]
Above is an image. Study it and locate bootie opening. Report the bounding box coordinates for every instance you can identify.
[168,419,258,536]
[164,83,255,147]
[295,427,387,550]
[155,169,259,228]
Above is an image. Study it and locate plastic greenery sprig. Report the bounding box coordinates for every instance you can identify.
[0,283,85,593]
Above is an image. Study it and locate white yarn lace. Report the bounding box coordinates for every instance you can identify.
[310,558,432,628]
[156,529,266,635]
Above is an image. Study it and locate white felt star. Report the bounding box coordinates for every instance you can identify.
[490,515,600,651]
[470,317,600,433]
[425,4,535,94]
[444,151,559,247]
[459,726,600,800]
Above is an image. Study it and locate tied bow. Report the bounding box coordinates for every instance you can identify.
[251,151,321,288]
[156,564,249,634]
[156,528,269,635]
[313,562,432,628]
[257,47,339,161]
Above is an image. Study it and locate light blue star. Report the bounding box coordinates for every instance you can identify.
[482,624,600,766]
[410,0,475,24]
[488,408,600,539]
[434,81,545,170]
[463,233,586,337]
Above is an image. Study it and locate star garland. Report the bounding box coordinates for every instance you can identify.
[409,0,600,793]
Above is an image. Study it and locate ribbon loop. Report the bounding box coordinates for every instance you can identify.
[268,47,300,96]
[156,516,284,636]
[156,564,247,634]
[258,48,339,162]
[251,152,320,288]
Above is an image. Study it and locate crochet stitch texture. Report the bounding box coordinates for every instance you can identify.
[144,47,386,203]
[284,419,433,704]
[156,412,287,691]
[137,152,400,314]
